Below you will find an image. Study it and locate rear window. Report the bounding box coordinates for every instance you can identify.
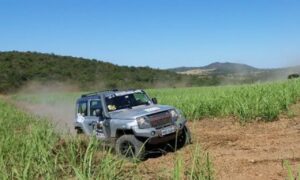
[78,101,87,116]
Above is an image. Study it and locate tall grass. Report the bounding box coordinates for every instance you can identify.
[0,99,130,179]
[148,79,300,121]
[172,145,214,180]
[188,145,213,180]
[0,99,213,179]
[283,160,300,180]
[14,79,300,122]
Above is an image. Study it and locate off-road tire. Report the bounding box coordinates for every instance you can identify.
[115,135,145,160]
[75,127,83,134]
[173,125,192,150]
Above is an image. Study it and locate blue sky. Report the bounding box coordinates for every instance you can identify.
[1,0,300,69]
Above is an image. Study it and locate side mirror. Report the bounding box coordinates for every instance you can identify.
[152,98,158,104]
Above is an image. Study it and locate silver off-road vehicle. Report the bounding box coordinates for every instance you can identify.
[74,89,191,159]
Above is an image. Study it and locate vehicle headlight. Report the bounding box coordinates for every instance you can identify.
[170,109,182,122]
[136,116,151,129]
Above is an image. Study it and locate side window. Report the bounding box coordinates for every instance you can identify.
[133,92,148,104]
[90,100,102,116]
[78,101,88,116]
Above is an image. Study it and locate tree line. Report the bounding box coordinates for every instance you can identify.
[0,51,219,93]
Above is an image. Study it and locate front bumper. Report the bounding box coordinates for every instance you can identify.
[132,118,186,140]
[147,129,183,145]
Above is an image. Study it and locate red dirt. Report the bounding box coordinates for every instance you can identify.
[138,117,300,179]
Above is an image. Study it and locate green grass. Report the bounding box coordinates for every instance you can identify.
[173,145,214,180]
[13,79,300,122]
[0,98,131,179]
[0,98,213,179]
[283,160,300,180]
[148,79,300,122]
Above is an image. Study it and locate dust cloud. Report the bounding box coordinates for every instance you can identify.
[15,81,80,134]
[17,81,80,94]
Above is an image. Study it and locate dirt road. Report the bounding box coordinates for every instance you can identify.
[12,99,300,179]
[139,117,300,179]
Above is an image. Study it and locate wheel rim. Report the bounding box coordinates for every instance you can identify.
[120,141,135,157]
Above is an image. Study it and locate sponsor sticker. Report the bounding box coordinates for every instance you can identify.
[144,107,160,112]
[77,113,85,123]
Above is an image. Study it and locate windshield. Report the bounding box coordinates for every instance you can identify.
[105,92,151,112]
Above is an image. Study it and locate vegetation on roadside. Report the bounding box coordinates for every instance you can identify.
[0,98,213,179]
[148,79,300,121]
[14,79,300,122]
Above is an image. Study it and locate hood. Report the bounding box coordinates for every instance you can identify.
[108,104,174,120]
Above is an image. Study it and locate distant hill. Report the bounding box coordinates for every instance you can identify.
[169,62,300,83]
[168,62,300,84]
[169,62,259,74]
[202,62,258,75]
[0,51,217,93]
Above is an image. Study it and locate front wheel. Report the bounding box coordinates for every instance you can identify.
[173,125,192,150]
[115,135,145,160]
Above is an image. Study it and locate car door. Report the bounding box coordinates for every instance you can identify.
[76,100,90,134]
[80,99,99,135]
[85,99,108,138]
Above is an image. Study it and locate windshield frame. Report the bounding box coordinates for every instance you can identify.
[104,91,152,112]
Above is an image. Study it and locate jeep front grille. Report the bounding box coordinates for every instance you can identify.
[147,111,172,128]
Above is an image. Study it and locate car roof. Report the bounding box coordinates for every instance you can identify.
[77,89,143,102]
